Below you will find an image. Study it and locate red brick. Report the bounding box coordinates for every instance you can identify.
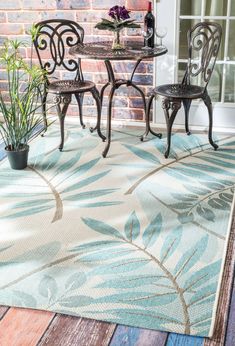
[0,24,24,35]
[127,0,148,11]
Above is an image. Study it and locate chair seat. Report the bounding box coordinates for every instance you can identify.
[48,80,95,94]
[154,84,204,99]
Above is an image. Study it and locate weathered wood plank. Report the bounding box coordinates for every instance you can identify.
[110,325,168,346]
[203,214,235,346]
[0,308,54,346]
[225,276,235,346]
[0,306,9,319]
[166,333,203,346]
[38,315,116,346]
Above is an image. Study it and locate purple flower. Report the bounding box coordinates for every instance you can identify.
[108,5,130,21]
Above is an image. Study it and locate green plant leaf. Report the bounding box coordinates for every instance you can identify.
[124,211,140,241]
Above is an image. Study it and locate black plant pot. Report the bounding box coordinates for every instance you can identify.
[5,145,29,170]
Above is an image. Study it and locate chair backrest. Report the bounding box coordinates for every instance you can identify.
[33,19,84,79]
[182,22,222,90]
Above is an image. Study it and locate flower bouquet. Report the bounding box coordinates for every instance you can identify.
[95,5,140,50]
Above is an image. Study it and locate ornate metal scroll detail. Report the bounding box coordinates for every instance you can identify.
[185,22,222,87]
[33,20,84,75]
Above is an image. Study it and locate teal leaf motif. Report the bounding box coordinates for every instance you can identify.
[124,211,140,241]
[11,199,53,209]
[90,258,150,275]
[78,201,122,208]
[61,170,111,194]
[183,184,211,196]
[53,151,82,176]
[64,189,117,201]
[124,144,160,164]
[142,213,162,248]
[64,157,100,183]
[178,212,194,224]
[12,290,37,308]
[96,275,168,289]
[70,240,124,253]
[196,205,215,222]
[65,272,87,291]
[3,205,53,219]
[11,242,61,263]
[208,198,230,210]
[79,247,135,262]
[38,275,58,302]
[188,283,217,306]
[95,291,177,307]
[183,260,221,291]
[60,295,94,307]
[160,226,182,263]
[82,217,123,239]
[174,235,209,278]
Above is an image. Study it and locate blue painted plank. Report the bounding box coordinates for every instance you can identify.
[225,274,235,346]
[166,333,203,346]
[110,325,168,346]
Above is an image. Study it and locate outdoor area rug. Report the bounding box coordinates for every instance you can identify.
[0,121,235,337]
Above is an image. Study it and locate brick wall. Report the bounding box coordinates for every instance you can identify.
[0,0,153,122]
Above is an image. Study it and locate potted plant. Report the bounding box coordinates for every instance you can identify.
[0,36,45,169]
[95,5,141,50]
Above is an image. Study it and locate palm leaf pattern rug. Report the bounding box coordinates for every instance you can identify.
[0,122,234,337]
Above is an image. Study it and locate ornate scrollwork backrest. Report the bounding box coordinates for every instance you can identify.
[182,22,222,90]
[33,19,84,79]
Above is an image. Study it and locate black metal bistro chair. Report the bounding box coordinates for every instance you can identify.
[33,19,105,151]
[142,22,222,158]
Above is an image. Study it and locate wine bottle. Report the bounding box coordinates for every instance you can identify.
[144,1,155,48]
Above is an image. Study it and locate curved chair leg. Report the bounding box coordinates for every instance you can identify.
[90,87,106,142]
[41,91,48,136]
[141,93,162,141]
[75,93,85,129]
[202,93,218,150]
[162,98,181,158]
[183,99,192,135]
[54,94,72,151]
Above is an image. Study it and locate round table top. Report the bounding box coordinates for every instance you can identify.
[69,40,167,61]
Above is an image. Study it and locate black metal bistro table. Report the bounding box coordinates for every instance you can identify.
[69,41,167,157]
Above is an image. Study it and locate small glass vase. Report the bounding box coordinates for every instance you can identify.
[112,30,124,50]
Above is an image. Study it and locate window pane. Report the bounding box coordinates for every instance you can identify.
[208,19,225,60]
[180,0,201,16]
[231,1,235,15]
[224,65,235,102]
[228,20,235,60]
[207,64,223,102]
[205,0,227,16]
[179,19,200,59]
[178,62,187,82]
